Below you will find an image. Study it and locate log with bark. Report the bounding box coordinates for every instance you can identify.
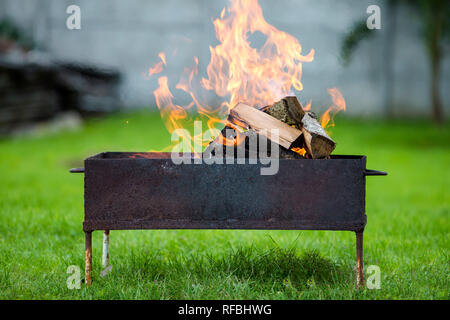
[261,96,336,159]
[260,96,305,125]
[205,96,337,160]
[300,112,336,159]
[228,103,303,150]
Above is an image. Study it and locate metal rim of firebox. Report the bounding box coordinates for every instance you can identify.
[73,152,375,161]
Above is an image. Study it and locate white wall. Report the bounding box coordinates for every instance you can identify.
[2,0,449,117]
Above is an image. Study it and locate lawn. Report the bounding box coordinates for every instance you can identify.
[0,111,448,299]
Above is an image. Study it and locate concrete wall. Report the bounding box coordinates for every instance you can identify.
[2,0,449,117]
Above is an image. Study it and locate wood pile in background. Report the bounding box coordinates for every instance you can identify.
[0,59,121,135]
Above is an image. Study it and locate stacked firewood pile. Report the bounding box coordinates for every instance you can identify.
[0,61,58,134]
[0,58,121,135]
[205,96,336,159]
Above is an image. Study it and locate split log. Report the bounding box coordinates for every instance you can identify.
[229,103,303,150]
[301,112,336,159]
[261,96,305,126]
[203,126,305,159]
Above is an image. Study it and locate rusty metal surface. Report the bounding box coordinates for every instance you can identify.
[356,231,364,288]
[80,152,374,232]
[85,231,92,286]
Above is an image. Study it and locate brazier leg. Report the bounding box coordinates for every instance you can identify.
[356,231,364,288]
[102,230,110,268]
[100,230,113,277]
[85,231,92,286]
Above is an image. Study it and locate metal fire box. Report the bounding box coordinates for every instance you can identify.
[70,152,386,287]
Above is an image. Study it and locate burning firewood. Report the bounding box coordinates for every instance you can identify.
[228,103,303,150]
[203,126,304,159]
[261,95,336,159]
[205,97,335,160]
[301,112,336,159]
[260,96,305,125]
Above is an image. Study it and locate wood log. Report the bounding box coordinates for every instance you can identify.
[261,96,305,125]
[229,103,303,149]
[203,126,305,159]
[301,112,336,159]
[203,126,250,159]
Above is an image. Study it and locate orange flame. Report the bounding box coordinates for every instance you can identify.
[303,100,312,112]
[153,76,190,134]
[291,147,307,157]
[148,52,166,76]
[320,88,347,130]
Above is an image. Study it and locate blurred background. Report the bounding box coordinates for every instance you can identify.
[0,0,449,300]
[1,0,449,135]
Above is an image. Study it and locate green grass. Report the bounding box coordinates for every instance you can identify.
[0,112,448,299]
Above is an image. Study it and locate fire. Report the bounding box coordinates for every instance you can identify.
[291,147,307,157]
[148,0,345,154]
[148,52,166,76]
[201,0,314,110]
[153,76,190,134]
[321,88,347,130]
[303,100,312,112]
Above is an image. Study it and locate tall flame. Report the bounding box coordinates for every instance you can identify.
[201,0,314,110]
[148,0,344,153]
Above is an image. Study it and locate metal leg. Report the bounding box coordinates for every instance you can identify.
[356,231,364,289]
[102,230,110,268]
[101,230,113,277]
[85,231,92,286]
